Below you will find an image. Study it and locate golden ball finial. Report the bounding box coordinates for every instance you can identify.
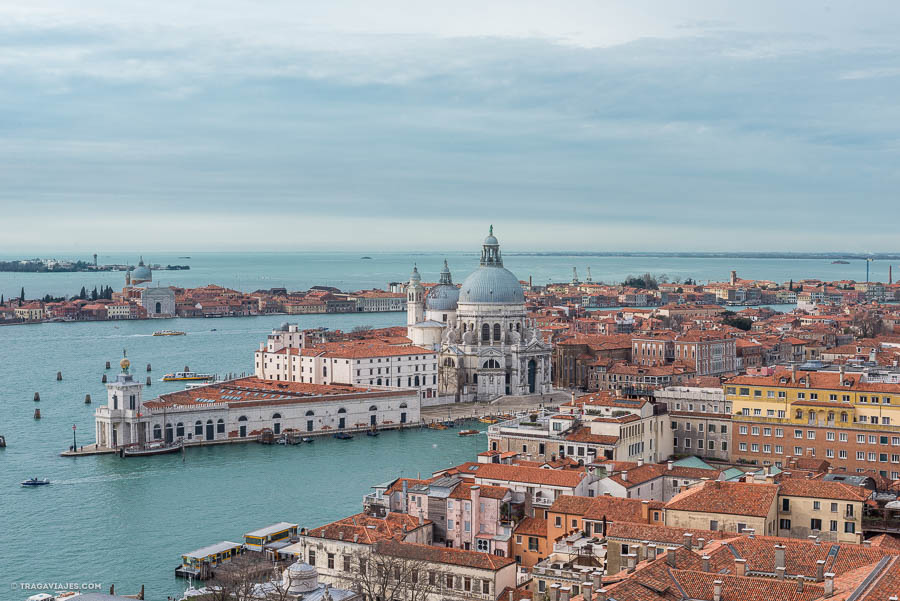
[120,357,131,371]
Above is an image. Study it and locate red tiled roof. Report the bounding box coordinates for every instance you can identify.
[375,539,515,570]
[665,481,778,518]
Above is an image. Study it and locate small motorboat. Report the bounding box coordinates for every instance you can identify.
[428,423,448,430]
[366,430,379,437]
[458,430,480,436]
[0,435,6,448]
[301,437,314,443]
[121,441,183,457]
[21,477,50,487]
[333,432,353,440]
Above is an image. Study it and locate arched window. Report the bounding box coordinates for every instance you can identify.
[399,402,408,409]
[482,324,490,341]
[377,378,382,385]
[493,323,501,340]
[414,375,420,386]
[305,410,315,416]
[155,301,161,314]
[369,405,378,411]
[217,418,225,434]
[176,422,185,437]
[338,408,347,414]
[443,357,455,367]
[153,424,162,440]
[483,359,501,369]
[238,416,248,422]
[195,420,203,435]
[273,413,282,420]
[206,419,213,426]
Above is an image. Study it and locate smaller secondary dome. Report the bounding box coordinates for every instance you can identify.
[426,284,459,311]
[409,264,421,284]
[132,256,152,282]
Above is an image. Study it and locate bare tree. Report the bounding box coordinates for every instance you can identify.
[345,547,447,601]
[206,555,279,601]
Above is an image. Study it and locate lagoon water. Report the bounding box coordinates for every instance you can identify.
[0,251,891,301]
[0,312,487,600]
[0,251,888,600]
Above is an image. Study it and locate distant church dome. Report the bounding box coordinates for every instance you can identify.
[426,259,459,311]
[132,257,152,283]
[458,227,525,305]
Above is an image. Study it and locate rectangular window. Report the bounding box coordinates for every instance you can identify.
[810,518,822,531]
[830,520,838,532]
[740,426,748,435]
[779,519,791,530]
[739,442,747,451]
[845,522,856,534]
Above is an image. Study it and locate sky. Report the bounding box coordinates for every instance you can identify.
[1,1,899,253]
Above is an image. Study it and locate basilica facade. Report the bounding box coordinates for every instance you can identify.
[407,228,552,401]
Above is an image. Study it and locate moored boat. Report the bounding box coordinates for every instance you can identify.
[428,423,448,430]
[161,371,214,382]
[333,432,353,440]
[121,440,183,457]
[21,477,50,486]
[301,437,314,443]
[366,430,379,437]
[458,429,480,436]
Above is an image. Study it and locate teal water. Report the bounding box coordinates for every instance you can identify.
[0,251,891,300]
[0,312,484,600]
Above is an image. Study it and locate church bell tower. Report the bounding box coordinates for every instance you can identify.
[407,265,424,327]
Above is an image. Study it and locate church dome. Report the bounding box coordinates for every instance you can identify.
[459,267,524,304]
[132,257,152,282]
[426,284,459,311]
[458,228,524,305]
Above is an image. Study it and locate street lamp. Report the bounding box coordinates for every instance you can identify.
[72,424,77,451]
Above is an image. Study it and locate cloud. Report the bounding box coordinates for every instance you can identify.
[0,1,899,251]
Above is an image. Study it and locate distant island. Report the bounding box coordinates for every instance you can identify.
[506,251,898,260]
[0,259,189,273]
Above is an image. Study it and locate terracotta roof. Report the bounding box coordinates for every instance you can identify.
[514,517,547,537]
[306,512,427,545]
[450,463,587,488]
[564,427,619,445]
[778,479,871,502]
[375,539,515,570]
[605,522,731,546]
[665,481,778,518]
[448,482,510,501]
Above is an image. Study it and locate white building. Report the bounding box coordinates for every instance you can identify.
[254,326,439,399]
[407,228,553,401]
[94,360,420,450]
[141,286,176,317]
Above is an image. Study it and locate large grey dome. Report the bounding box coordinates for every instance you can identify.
[426,284,459,310]
[459,266,524,304]
[132,257,151,282]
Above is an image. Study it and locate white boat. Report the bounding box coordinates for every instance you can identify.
[161,371,213,382]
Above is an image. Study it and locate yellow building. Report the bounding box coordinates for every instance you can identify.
[725,367,900,478]
[14,303,44,321]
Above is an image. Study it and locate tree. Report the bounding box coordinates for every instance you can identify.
[20,286,25,301]
[622,273,658,290]
[439,355,466,402]
[1,294,4,305]
[206,555,279,601]
[91,286,98,300]
[347,544,448,601]
[722,311,752,331]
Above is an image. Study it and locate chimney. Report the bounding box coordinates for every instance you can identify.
[583,581,593,601]
[816,560,825,582]
[824,572,834,597]
[702,555,711,573]
[471,486,481,527]
[797,579,804,594]
[697,537,706,549]
[667,461,674,471]
[776,567,785,581]
[638,458,644,467]
[509,589,515,601]
[774,544,785,571]
[559,586,571,601]
[418,514,424,526]
[713,580,723,601]
[592,571,602,590]
[338,532,344,540]
[626,554,636,573]
[666,548,676,568]
[402,480,409,513]
[353,534,359,543]
[683,533,693,550]
[647,544,657,560]
[862,539,871,547]
[734,558,746,577]
[792,364,797,384]
[550,584,560,601]
[641,500,650,522]
[621,471,628,482]
[640,540,649,562]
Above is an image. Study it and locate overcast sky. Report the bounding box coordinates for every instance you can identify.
[1,1,899,252]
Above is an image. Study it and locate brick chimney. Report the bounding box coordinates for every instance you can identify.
[701,555,711,573]
[591,571,602,590]
[583,581,593,601]
[640,540,649,561]
[641,500,650,522]
[776,567,785,580]
[816,559,826,582]
[683,533,693,550]
[559,586,571,601]
[597,590,608,601]
[626,554,636,573]
[667,547,676,568]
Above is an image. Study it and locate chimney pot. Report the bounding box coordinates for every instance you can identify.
[776,567,786,581]
[824,572,835,598]
[592,571,602,589]
[560,586,571,601]
[735,558,746,577]
[550,583,560,601]
[683,533,693,550]
[713,580,723,601]
[816,559,826,582]
[702,555,711,573]
[666,547,676,568]
[583,582,593,601]
[797,579,804,593]
[621,470,628,482]
[774,544,786,571]
[626,553,636,573]
[597,589,608,601]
